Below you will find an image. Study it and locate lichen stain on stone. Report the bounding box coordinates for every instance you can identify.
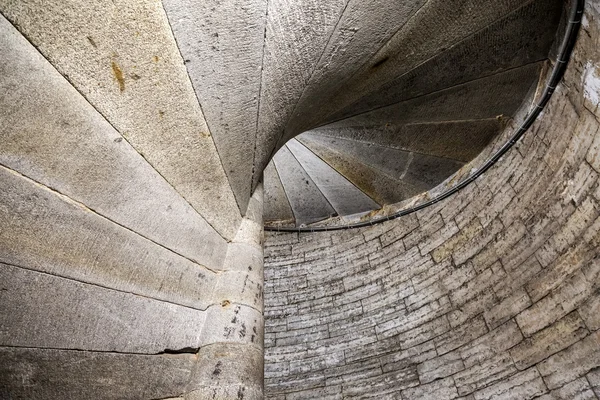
[111,61,125,92]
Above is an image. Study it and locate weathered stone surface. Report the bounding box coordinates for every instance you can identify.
[483,289,532,330]
[0,264,207,353]
[272,144,336,226]
[550,377,598,400]
[187,343,263,397]
[286,139,379,217]
[326,62,543,128]
[472,368,547,400]
[300,133,464,193]
[0,347,195,400]
[287,0,554,136]
[310,119,503,163]
[3,0,598,399]
[538,331,600,390]
[162,0,267,213]
[185,387,263,400]
[510,311,589,370]
[0,166,220,309]
[0,0,242,239]
[201,305,264,350]
[264,162,295,225]
[418,352,465,384]
[253,0,347,186]
[329,0,560,121]
[263,9,600,397]
[401,377,459,400]
[516,270,597,337]
[298,134,425,204]
[578,289,600,330]
[0,13,227,268]
[587,368,600,398]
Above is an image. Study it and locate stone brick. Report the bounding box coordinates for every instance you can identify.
[549,377,597,400]
[510,311,589,370]
[402,377,459,400]
[472,368,547,400]
[454,353,518,397]
[587,368,600,398]
[483,289,531,329]
[516,271,595,336]
[417,351,465,384]
[538,331,600,390]
[432,219,483,263]
[579,290,600,330]
[459,320,523,369]
[434,316,489,356]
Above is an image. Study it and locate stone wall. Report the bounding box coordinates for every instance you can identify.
[263,1,600,398]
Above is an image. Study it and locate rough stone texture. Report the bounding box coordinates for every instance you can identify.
[324,62,543,129]
[328,3,561,122]
[0,0,595,399]
[185,343,264,400]
[300,134,465,196]
[0,347,196,400]
[297,134,425,205]
[0,165,222,310]
[310,119,504,163]
[0,263,208,353]
[0,13,227,268]
[0,167,265,397]
[285,0,559,138]
[272,144,337,226]
[285,139,379,216]
[263,4,600,399]
[162,0,268,213]
[0,0,242,240]
[264,162,295,226]
[253,0,347,188]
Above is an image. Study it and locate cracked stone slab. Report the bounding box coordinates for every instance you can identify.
[0,0,242,240]
[0,347,195,400]
[0,264,208,353]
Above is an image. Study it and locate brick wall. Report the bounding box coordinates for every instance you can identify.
[263,2,600,399]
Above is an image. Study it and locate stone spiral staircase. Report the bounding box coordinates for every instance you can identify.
[165,0,563,229]
[262,0,564,227]
[0,0,575,398]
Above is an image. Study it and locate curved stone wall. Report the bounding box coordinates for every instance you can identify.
[263,2,600,398]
